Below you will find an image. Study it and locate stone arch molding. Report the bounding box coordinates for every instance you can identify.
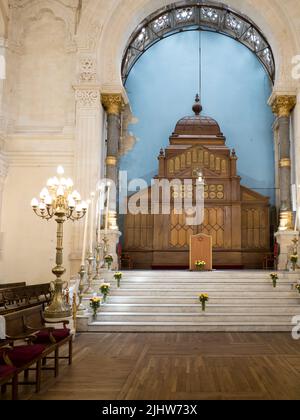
[8,0,77,53]
[79,0,300,93]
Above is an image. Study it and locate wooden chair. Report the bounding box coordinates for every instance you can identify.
[0,363,18,400]
[23,305,73,377]
[0,340,18,400]
[0,333,47,395]
[121,253,133,270]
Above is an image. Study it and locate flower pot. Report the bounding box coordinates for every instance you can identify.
[117,279,121,288]
[273,280,277,288]
[201,302,206,312]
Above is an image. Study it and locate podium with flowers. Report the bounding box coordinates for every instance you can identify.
[189,233,213,271]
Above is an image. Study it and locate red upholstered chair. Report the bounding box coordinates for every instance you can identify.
[23,306,73,377]
[0,361,18,400]
[0,341,46,395]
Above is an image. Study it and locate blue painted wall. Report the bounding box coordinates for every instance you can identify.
[122,31,275,202]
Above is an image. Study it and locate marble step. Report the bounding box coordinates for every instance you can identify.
[106,289,298,297]
[95,312,298,323]
[107,296,300,305]
[120,271,299,279]
[119,276,298,283]
[101,303,300,314]
[108,283,296,291]
[85,321,293,333]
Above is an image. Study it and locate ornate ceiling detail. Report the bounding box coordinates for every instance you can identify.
[122,1,275,84]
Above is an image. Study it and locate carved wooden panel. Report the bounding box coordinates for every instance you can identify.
[125,213,154,250]
[166,145,229,177]
[241,208,268,249]
[170,211,194,248]
[198,208,225,248]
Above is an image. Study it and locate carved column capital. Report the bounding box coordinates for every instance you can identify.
[101,93,125,115]
[270,95,296,117]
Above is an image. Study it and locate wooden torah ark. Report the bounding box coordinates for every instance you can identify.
[123,100,271,269]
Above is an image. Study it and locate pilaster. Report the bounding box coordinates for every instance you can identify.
[71,84,103,272]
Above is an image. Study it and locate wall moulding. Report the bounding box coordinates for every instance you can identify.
[8,0,78,54]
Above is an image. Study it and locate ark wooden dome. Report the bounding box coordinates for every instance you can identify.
[172,95,223,137]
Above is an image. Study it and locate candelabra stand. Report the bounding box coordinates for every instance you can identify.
[31,166,87,319]
[85,253,95,293]
[77,265,86,311]
[93,243,103,280]
[103,235,109,260]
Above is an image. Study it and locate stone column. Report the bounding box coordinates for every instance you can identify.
[71,85,103,274]
[100,94,125,270]
[270,94,297,270]
[270,95,296,230]
[101,93,125,230]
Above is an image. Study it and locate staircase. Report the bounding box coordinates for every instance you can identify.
[77,271,300,332]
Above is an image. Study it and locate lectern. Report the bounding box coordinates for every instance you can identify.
[189,233,213,271]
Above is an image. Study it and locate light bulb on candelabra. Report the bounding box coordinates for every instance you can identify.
[81,201,88,210]
[57,166,64,176]
[76,204,83,213]
[47,178,54,188]
[52,177,59,187]
[45,195,53,206]
[68,197,76,209]
[66,178,74,189]
[57,186,65,197]
[72,190,81,201]
[40,188,49,200]
[39,202,46,211]
[60,177,67,187]
[31,198,39,208]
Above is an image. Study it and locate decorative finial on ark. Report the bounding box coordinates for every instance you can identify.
[192,94,203,116]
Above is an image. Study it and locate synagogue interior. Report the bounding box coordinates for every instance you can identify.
[0,0,300,402]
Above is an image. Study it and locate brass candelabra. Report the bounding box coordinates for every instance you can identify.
[31,166,87,319]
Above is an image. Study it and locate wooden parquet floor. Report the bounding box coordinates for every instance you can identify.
[17,333,300,400]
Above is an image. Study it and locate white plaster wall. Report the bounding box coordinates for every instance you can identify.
[0,164,73,285]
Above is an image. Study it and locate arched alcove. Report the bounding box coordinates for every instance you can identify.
[121,30,275,202]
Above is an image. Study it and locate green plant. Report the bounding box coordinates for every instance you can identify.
[199,293,209,312]
[104,254,113,269]
[114,272,123,288]
[195,261,206,270]
[270,273,278,288]
[90,297,101,318]
[100,283,111,303]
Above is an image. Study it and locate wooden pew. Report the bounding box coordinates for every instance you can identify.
[0,284,52,315]
[0,283,26,289]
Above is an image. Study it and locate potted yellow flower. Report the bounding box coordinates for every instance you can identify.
[295,284,300,294]
[290,254,298,271]
[104,254,113,270]
[270,273,278,288]
[195,261,206,271]
[90,296,102,319]
[100,283,111,303]
[199,293,209,312]
[114,272,123,288]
